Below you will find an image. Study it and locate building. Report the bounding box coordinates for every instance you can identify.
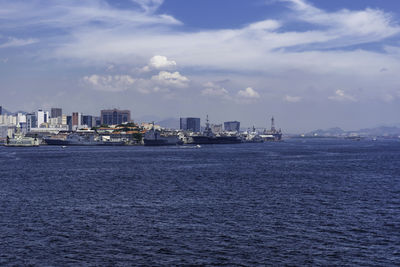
[101,109,131,125]
[180,117,201,132]
[61,115,67,125]
[17,113,26,124]
[36,109,49,127]
[51,108,62,118]
[82,115,93,128]
[66,115,72,130]
[224,121,240,132]
[72,112,82,129]
[26,113,37,132]
[94,116,101,127]
[0,106,2,115]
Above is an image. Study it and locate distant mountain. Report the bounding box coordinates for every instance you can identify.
[357,126,400,136]
[0,107,28,115]
[1,107,11,115]
[135,116,180,129]
[307,127,346,136]
[135,115,161,123]
[306,126,400,137]
[156,117,179,129]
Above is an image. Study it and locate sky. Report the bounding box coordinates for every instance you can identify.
[1,0,400,132]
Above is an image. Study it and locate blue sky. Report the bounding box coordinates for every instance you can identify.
[1,0,400,132]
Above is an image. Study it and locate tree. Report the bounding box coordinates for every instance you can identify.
[132,132,142,141]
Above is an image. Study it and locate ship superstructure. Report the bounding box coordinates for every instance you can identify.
[260,117,282,141]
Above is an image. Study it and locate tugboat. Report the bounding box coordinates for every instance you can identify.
[4,124,40,147]
[187,115,242,145]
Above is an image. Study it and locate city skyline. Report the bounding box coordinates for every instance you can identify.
[1,0,400,132]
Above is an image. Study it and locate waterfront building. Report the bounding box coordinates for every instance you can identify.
[61,115,67,125]
[17,113,26,125]
[224,121,240,132]
[82,115,93,128]
[180,117,201,132]
[66,115,72,131]
[101,109,131,125]
[26,113,37,132]
[72,112,81,126]
[36,109,49,127]
[72,112,82,130]
[51,108,62,118]
[94,116,101,127]
[0,114,17,126]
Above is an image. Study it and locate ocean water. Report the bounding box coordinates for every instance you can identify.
[0,139,399,266]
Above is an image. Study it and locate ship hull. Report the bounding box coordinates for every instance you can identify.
[44,138,125,146]
[188,136,242,145]
[143,139,183,146]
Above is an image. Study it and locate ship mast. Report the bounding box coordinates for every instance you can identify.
[204,114,213,137]
[270,116,276,132]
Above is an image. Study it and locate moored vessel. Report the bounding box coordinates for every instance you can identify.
[4,125,40,147]
[44,133,125,146]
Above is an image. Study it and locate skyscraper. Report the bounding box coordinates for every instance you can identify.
[82,115,93,128]
[100,109,131,125]
[51,108,62,118]
[0,106,2,115]
[224,121,240,132]
[180,117,201,132]
[72,112,81,128]
[36,109,49,127]
[26,113,37,132]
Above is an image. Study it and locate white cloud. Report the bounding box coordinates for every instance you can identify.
[142,55,177,71]
[0,37,37,49]
[284,95,302,102]
[201,82,229,97]
[151,71,189,88]
[131,0,164,13]
[283,0,400,44]
[237,87,260,99]
[328,89,357,102]
[83,74,135,92]
[246,20,281,31]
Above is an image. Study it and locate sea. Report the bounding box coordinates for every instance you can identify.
[0,139,399,266]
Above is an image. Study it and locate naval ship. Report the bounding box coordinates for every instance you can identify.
[4,125,40,147]
[259,117,282,141]
[186,115,242,145]
[143,125,183,146]
[44,133,125,146]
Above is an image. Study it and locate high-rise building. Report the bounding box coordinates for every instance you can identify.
[224,121,240,132]
[180,117,201,132]
[0,106,2,115]
[36,109,49,127]
[26,113,37,132]
[100,109,131,125]
[61,115,67,125]
[51,108,62,118]
[82,115,93,128]
[94,116,101,127]
[72,112,82,128]
[66,115,72,130]
[17,113,26,124]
